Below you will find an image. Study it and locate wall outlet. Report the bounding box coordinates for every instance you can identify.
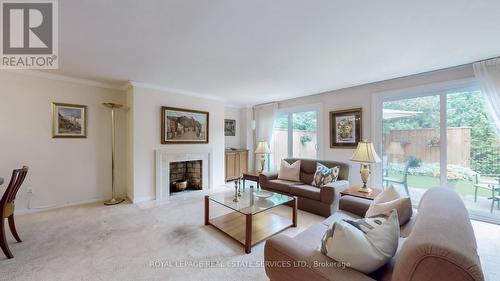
[27,187,33,194]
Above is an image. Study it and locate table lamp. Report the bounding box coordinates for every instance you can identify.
[351,140,381,193]
[386,141,404,162]
[255,141,271,173]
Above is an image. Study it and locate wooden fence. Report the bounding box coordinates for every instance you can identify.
[270,127,472,169]
[384,127,471,167]
[271,129,317,169]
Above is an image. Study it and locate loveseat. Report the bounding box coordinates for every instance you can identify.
[264,187,484,281]
[259,158,350,217]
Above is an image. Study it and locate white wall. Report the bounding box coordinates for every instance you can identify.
[257,65,475,187]
[0,64,474,210]
[224,106,246,149]
[128,85,225,202]
[0,72,127,212]
[243,107,255,169]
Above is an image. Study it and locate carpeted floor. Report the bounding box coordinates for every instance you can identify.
[0,186,323,281]
[1,185,499,281]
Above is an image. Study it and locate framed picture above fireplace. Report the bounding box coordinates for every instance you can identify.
[161,106,209,144]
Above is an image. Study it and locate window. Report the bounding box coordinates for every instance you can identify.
[271,107,320,170]
[374,81,500,223]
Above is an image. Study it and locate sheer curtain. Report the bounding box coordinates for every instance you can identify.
[253,103,278,170]
[473,58,500,135]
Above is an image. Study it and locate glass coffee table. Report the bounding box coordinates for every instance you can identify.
[204,188,297,253]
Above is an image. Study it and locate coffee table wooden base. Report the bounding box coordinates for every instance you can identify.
[205,196,297,253]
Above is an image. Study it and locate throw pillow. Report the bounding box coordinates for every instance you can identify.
[366,185,413,226]
[277,160,301,182]
[320,210,400,274]
[311,163,339,187]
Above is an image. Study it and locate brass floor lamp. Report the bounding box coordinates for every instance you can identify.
[103,103,125,205]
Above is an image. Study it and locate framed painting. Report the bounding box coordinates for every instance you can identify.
[330,108,362,148]
[224,119,236,136]
[161,106,209,144]
[52,102,87,138]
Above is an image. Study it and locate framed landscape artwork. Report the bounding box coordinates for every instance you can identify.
[224,119,236,136]
[52,102,87,138]
[330,108,362,148]
[161,106,209,144]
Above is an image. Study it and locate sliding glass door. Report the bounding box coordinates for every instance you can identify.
[271,108,319,170]
[271,112,290,170]
[376,82,500,222]
[382,95,441,202]
[446,90,500,217]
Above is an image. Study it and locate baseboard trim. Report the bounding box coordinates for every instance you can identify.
[15,194,129,215]
[132,195,155,203]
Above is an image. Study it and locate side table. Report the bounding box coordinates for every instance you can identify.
[340,186,382,200]
[242,171,260,189]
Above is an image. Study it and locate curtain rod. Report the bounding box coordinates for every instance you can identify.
[251,54,500,107]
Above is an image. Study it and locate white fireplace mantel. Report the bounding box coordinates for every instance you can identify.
[155,149,211,200]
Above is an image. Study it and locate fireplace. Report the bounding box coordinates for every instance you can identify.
[156,149,210,200]
[169,160,203,192]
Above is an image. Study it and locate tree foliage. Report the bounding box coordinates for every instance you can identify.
[274,111,317,132]
[383,91,499,174]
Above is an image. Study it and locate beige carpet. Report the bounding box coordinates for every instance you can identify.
[1,186,499,281]
[0,187,323,281]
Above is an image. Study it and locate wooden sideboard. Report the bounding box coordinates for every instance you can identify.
[225,149,249,181]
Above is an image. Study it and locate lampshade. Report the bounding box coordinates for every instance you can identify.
[386,141,405,155]
[351,141,381,163]
[255,141,271,154]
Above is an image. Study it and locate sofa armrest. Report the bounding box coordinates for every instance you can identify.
[259,171,278,186]
[338,195,371,217]
[321,180,349,209]
[264,234,375,281]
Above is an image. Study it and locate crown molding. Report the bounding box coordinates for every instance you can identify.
[4,70,126,91]
[223,103,247,109]
[128,81,227,103]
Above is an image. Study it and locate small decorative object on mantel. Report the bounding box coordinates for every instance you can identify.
[161,106,209,144]
[103,103,125,205]
[224,119,236,136]
[350,140,381,193]
[330,108,362,148]
[52,102,87,138]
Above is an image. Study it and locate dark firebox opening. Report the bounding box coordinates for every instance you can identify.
[169,160,202,192]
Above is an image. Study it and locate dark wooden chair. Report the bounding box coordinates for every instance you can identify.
[1,166,28,259]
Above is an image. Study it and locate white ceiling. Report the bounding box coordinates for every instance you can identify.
[52,0,500,105]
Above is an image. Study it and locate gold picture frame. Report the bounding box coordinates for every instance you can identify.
[161,106,209,144]
[52,102,87,138]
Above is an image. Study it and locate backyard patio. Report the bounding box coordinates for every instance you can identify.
[382,90,500,221]
[387,172,500,219]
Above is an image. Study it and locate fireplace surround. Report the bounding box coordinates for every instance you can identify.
[155,149,210,200]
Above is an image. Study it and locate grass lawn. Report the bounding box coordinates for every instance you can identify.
[388,172,493,198]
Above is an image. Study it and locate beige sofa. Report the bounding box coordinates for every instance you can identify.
[264,187,484,281]
[259,158,350,217]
